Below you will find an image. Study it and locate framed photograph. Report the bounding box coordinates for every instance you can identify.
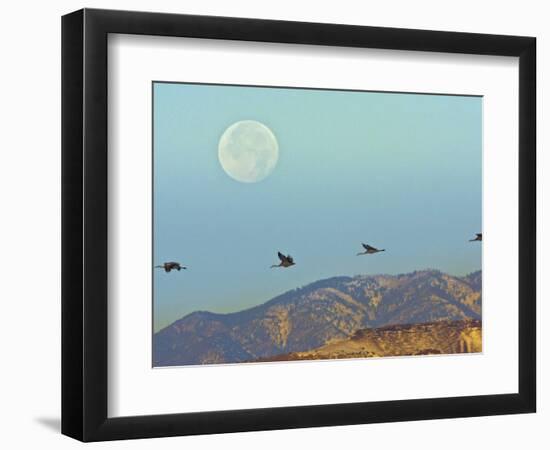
[62,8,536,442]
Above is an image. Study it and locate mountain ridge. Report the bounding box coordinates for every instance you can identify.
[154,269,481,366]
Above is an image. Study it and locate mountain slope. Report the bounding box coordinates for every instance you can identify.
[153,269,481,366]
[256,319,482,361]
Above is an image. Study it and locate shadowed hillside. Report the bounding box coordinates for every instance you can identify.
[153,270,481,366]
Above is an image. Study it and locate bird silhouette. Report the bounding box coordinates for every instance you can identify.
[155,262,187,272]
[357,243,385,255]
[469,233,482,242]
[271,251,295,268]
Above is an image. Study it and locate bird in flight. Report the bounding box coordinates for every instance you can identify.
[469,233,482,242]
[271,252,295,268]
[155,262,187,272]
[357,243,385,255]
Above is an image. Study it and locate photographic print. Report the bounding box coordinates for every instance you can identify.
[152,82,482,367]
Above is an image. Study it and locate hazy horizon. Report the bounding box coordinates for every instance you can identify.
[153,82,482,332]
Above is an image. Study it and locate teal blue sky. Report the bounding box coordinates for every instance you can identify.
[153,82,482,332]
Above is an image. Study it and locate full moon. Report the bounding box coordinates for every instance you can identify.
[218,120,279,183]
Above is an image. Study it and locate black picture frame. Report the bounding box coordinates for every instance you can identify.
[62,8,536,442]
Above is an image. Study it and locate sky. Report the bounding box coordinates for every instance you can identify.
[153,82,482,332]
